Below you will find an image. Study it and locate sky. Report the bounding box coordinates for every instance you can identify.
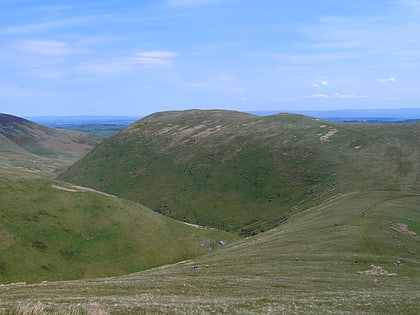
[1,0,420,116]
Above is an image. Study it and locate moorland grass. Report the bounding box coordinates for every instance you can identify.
[60,110,420,234]
[0,190,418,314]
[0,170,236,284]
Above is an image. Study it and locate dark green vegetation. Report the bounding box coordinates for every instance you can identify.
[0,169,234,284]
[60,110,420,235]
[0,190,418,314]
[0,113,102,174]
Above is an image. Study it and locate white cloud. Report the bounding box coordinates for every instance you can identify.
[376,77,396,83]
[312,80,329,88]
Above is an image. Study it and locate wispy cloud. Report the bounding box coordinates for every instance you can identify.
[304,93,368,99]
[376,77,396,83]
[12,39,83,56]
[304,94,329,99]
[0,15,108,34]
[20,68,68,79]
[166,0,224,6]
[131,51,177,66]
[77,51,177,74]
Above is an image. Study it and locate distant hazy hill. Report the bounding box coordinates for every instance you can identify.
[251,108,420,122]
[0,169,234,284]
[0,113,102,173]
[60,110,420,234]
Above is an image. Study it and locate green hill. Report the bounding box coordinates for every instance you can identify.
[0,113,102,174]
[0,169,235,284]
[59,110,420,234]
[0,190,418,314]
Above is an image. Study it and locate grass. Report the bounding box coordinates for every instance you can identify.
[1,110,419,313]
[0,113,102,175]
[0,190,418,314]
[60,110,420,234]
[0,169,236,284]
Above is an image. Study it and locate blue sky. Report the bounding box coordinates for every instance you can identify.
[1,0,420,116]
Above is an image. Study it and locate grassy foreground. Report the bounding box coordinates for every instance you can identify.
[0,169,235,284]
[0,190,418,314]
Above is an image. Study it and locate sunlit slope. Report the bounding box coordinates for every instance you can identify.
[60,110,420,234]
[0,113,102,174]
[1,190,418,314]
[0,170,235,284]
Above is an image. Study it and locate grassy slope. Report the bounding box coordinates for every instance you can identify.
[0,190,418,314]
[0,169,235,284]
[0,113,102,174]
[60,110,420,234]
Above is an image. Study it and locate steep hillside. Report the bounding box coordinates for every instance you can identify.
[0,169,235,284]
[60,110,420,234]
[0,113,102,174]
[0,190,418,313]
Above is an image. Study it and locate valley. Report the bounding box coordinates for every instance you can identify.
[0,110,419,314]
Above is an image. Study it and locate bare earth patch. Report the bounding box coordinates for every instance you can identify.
[51,184,115,197]
[160,123,224,153]
[391,223,420,240]
[320,128,338,143]
[357,265,397,276]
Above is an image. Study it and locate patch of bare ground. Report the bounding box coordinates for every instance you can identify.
[182,221,210,229]
[51,184,115,197]
[160,123,223,153]
[320,128,338,143]
[357,265,397,276]
[391,223,420,240]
